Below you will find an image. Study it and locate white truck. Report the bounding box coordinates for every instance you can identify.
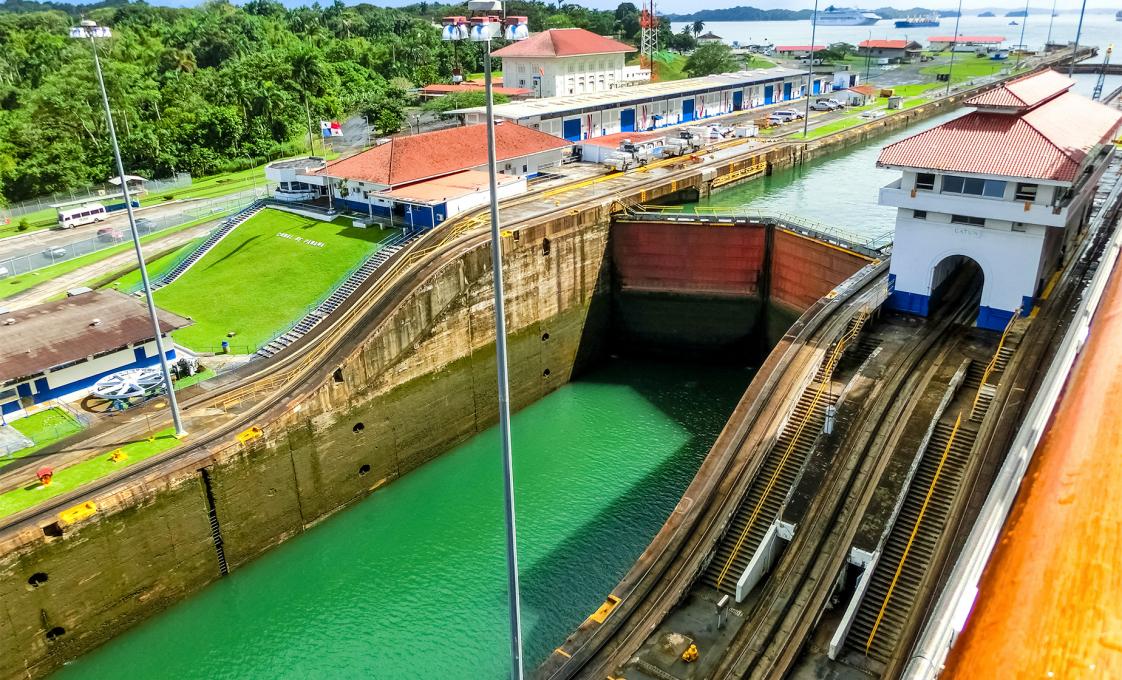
[603,140,659,171]
[664,129,704,156]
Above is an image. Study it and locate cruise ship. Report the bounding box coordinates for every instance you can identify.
[816,6,882,26]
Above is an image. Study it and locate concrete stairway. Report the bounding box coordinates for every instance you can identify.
[150,201,265,290]
[255,232,418,359]
[845,418,977,664]
[702,387,829,595]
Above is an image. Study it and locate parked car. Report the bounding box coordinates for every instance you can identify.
[860,109,887,119]
[44,246,66,258]
[767,114,788,126]
[97,227,123,242]
[0,266,9,278]
[774,109,804,121]
[812,100,836,111]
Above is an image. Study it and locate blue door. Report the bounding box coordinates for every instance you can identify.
[783,82,792,100]
[621,108,635,132]
[733,91,744,110]
[812,80,821,95]
[682,98,695,122]
[764,85,774,104]
[562,118,581,142]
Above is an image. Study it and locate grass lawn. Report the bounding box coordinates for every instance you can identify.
[109,237,205,292]
[920,57,1010,83]
[742,55,776,70]
[173,367,216,391]
[0,428,181,519]
[1,408,85,470]
[154,208,396,353]
[1,212,233,301]
[652,52,688,81]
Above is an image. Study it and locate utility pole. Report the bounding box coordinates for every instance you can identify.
[70,20,186,437]
[1014,0,1029,72]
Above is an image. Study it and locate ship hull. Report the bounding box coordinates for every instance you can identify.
[895,19,939,27]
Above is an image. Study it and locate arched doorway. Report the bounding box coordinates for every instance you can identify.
[929,254,984,321]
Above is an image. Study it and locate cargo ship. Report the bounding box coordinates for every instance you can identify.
[895,13,940,28]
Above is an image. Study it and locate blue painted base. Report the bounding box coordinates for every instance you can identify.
[977,306,1015,332]
[18,347,176,406]
[888,290,930,316]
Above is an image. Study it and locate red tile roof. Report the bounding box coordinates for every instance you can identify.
[319,123,570,187]
[774,45,826,52]
[858,39,918,49]
[929,35,1005,43]
[491,28,635,58]
[965,69,1072,110]
[421,83,533,97]
[849,85,879,96]
[878,90,1122,182]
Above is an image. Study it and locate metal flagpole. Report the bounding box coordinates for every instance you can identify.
[803,0,820,138]
[76,21,186,437]
[1045,0,1057,48]
[483,28,525,680]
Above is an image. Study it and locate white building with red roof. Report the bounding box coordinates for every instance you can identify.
[928,35,1005,52]
[265,122,569,228]
[877,70,1122,330]
[492,28,640,98]
[856,39,922,63]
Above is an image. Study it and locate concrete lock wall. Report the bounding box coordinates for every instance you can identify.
[0,215,612,680]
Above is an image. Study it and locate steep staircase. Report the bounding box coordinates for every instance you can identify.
[701,387,829,595]
[845,417,976,664]
[255,231,419,359]
[150,200,265,290]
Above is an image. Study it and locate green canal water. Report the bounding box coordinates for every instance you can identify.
[56,358,752,679]
[691,109,968,242]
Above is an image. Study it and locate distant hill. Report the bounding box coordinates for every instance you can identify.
[979,11,996,17]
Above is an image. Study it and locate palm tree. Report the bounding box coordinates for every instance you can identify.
[692,20,705,38]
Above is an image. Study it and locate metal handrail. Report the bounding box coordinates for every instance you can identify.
[969,307,1021,416]
[714,310,868,592]
[865,411,963,655]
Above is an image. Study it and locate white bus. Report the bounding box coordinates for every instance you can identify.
[57,203,106,229]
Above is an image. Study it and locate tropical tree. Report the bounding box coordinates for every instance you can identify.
[684,43,738,77]
[691,20,705,37]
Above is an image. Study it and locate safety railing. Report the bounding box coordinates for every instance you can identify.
[709,160,768,190]
[713,310,869,592]
[864,411,963,655]
[969,308,1021,417]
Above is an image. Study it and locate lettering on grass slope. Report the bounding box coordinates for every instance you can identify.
[277,232,325,248]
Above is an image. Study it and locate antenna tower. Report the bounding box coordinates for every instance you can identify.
[640,0,657,73]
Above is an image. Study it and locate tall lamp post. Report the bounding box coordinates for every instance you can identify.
[802,0,820,138]
[945,0,964,96]
[70,20,186,438]
[1013,0,1030,71]
[443,6,528,678]
[1067,0,1088,78]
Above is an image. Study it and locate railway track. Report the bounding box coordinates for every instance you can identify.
[710,269,985,680]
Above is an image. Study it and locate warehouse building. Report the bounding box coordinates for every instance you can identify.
[453,68,816,142]
[491,27,642,98]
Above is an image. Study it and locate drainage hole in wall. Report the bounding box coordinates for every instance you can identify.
[359,464,371,476]
[353,422,365,433]
[42,523,63,538]
[541,332,550,341]
[27,572,48,588]
[333,368,345,383]
[543,368,551,377]
[45,627,65,642]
